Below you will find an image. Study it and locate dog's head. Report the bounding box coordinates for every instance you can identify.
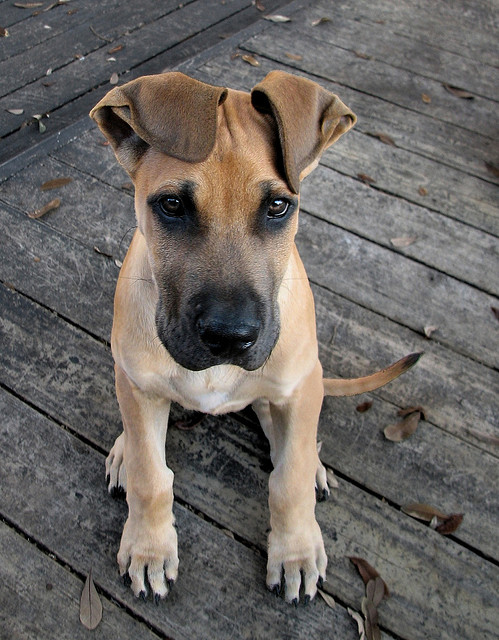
[90,71,355,371]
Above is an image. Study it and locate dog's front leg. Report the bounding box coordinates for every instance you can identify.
[113,363,178,602]
[266,360,327,605]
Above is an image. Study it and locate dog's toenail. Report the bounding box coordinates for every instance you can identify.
[139,590,147,601]
[304,594,311,606]
[292,597,298,607]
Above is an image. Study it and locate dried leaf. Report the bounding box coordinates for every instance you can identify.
[312,16,331,26]
[466,427,499,446]
[326,467,339,489]
[485,162,499,179]
[349,558,390,597]
[0,27,9,37]
[442,83,474,99]
[318,588,336,608]
[108,44,124,54]
[383,412,420,442]
[370,132,396,146]
[14,2,44,7]
[28,198,61,219]
[435,513,464,535]
[40,177,73,191]
[347,607,366,639]
[424,324,438,338]
[285,52,303,61]
[418,186,428,196]
[397,406,426,420]
[362,597,381,640]
[366,577,385,607]
[6,108,24,115]
[491,306,499,321]
[354,50,371,60]
[390,236,417,247]
[255,0,265,11]
[421,93,431,103]
[263,14,291,22]
[401,502,448,522]
[80,569,102,630]
[242,54,260,67]
[356,401,373,413]
[110,72,119,85]
[357,173,376,184]
[114,258,123,268]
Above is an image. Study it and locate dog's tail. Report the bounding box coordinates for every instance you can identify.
[323,352,423,397]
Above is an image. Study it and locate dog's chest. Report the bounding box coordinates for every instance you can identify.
[170,367,254,415]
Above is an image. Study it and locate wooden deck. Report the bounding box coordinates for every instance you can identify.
[0,0,498,638]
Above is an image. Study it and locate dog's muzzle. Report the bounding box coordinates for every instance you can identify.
[156,288,279,371]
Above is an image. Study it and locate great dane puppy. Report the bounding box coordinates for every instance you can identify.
[90,71,419,605]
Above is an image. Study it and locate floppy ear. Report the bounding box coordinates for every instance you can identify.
[251,71,356,193]
[89,72,228,174]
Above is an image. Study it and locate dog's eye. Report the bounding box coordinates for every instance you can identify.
[267,198,289,218]
[158,195,183,216]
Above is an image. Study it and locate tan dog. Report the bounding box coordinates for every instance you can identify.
[90,71,419,605]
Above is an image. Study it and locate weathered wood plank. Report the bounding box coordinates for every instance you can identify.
[314,0,499,67]
[300,164,499,295]
[194,56,498,184]
[0,388,359,640]
[244,29,498,137]
[0,522,161,640]
[0,0,187,96]
[320,129,499,238]
[293,4,499,101]
[0,0,251,139]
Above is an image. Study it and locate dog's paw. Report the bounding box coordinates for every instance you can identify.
[266,520,327,604]
[118,515,179,602]
[105,432,127,498]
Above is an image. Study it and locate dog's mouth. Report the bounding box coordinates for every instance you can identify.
[155,291,280,372]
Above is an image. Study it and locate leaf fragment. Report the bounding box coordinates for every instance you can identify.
[348,557,390,597]
[318,588,336,608]
[491,306,499,321]
[108,44,123,54]
[362,597,381,640]
[354,50,371,60]
[110,72,119,85]
[421,93,431,103]
[383,411,420,442]
[14,2,44,7]
[485,162,499,179]
[424,324,438,338]
[466,427,499,446]
[435,513,464,535]
[28,198,61,219]
[255,0,265,11]
[398,405,426,420]
[442,83,474,99]
[263,14,291,22]
[79,569,103,630]
[418,186,428,196]
[40,177,73,191]
[357,173,376,184]
[370,132,396,146]
[347,607,366,639]
[401,502,448,522]
[242,54,260,67]
[312,16,331,26]
[285,52,303,61]
[356,400,373,413]
[366,577,385,607]
[0,28,9,37]
[390,236,417,248]
[6,108,24,115]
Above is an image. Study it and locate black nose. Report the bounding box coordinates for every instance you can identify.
[197,309,261,358]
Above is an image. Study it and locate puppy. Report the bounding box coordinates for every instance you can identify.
[90,71,419,605]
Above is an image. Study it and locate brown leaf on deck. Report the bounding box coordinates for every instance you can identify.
[318,589,336,608]
[28,198,61,219]
[0,28,9,37]
[466,427,499,446]
[242,54,260,67]
[285,52,303,61]
[357,173,376,185]
[485,162,499,179]
[255,0,265,11]
[491,307,499,321]
[421,93,431,103]
[383,412,420,442]
[442,83,474,99]
[108,44,124,54]
[398,405,426,420]
[356,401,373,413]
[80,569,103,630]
[362,597,381,640]
[347,607,366,638]
[401,502,448,522]
[370,132,396,146]
[354,50,371,59]
[40,177,73,191]
[366,577,386,607]
[435,513,464,535]
[418,186,428,196]
[348,557,390,597]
